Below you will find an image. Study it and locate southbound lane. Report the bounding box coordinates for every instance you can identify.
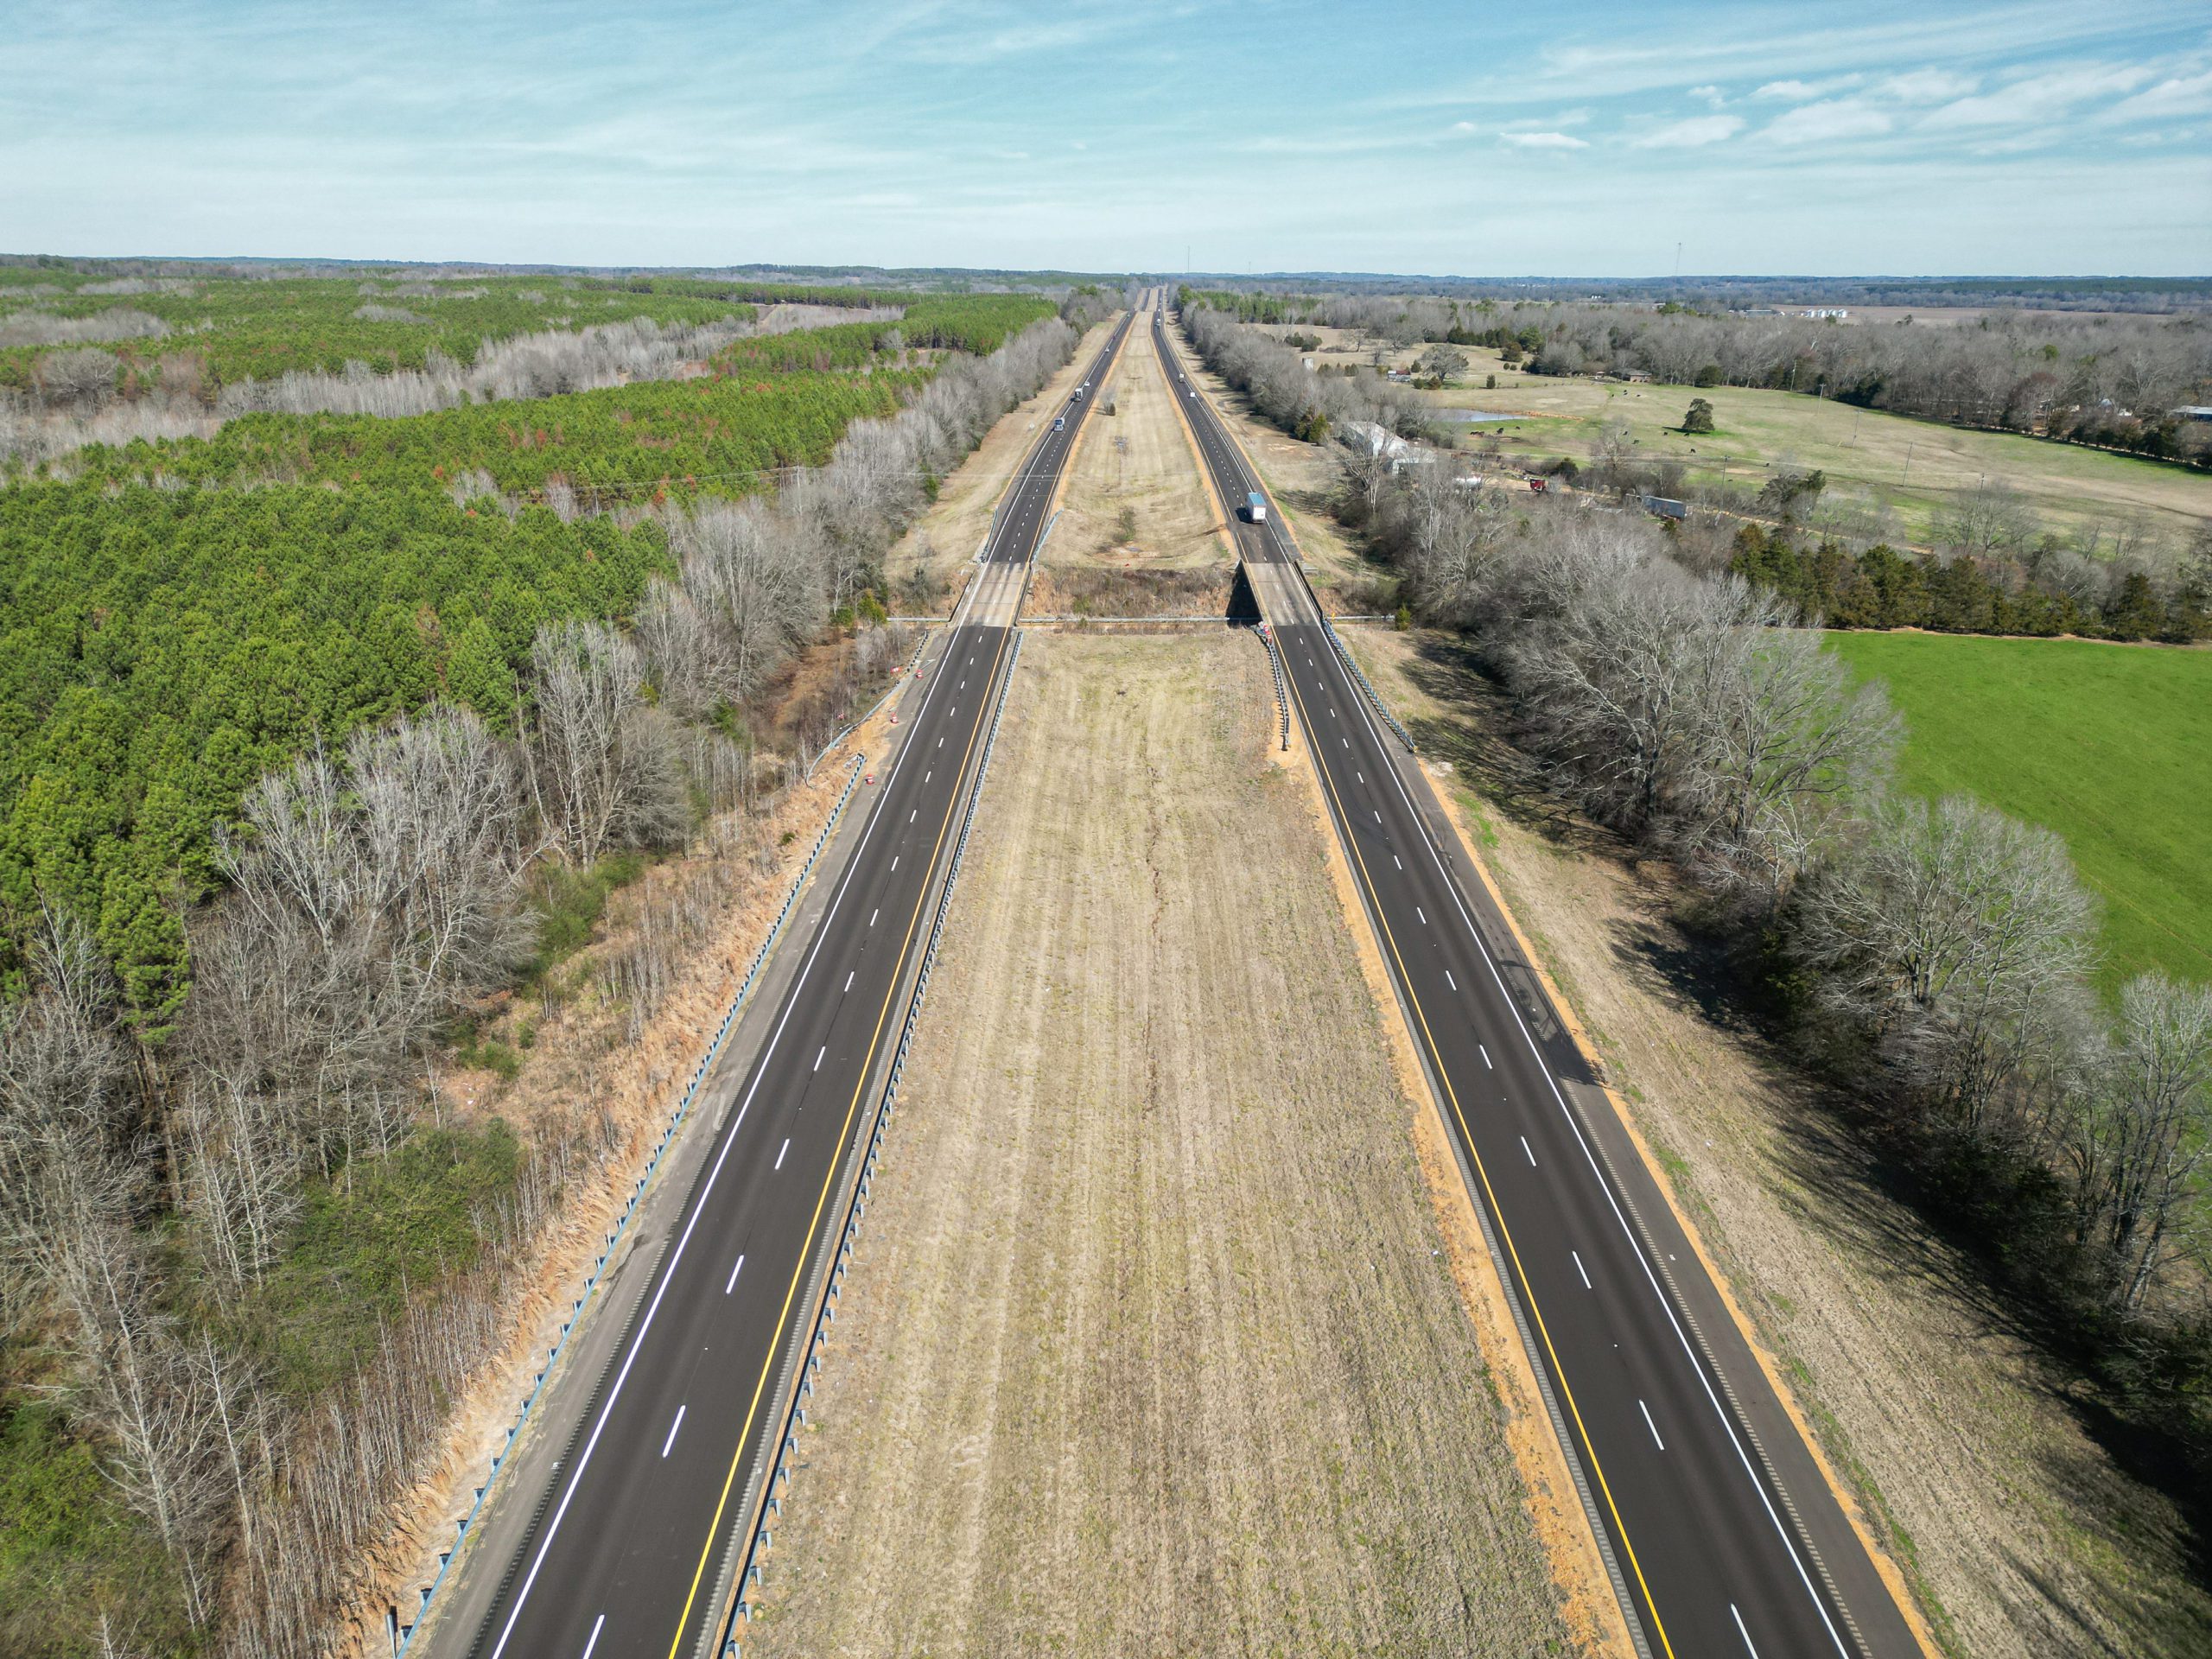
[1154,300,1923,1659]
[464,312,1129,1659]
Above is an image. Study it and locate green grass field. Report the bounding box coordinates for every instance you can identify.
[1825,632,2212,994]
[1423,348,2212,554]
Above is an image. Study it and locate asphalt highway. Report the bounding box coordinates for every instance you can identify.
[458,312,1130,1659]
[1153,295,1923,1659]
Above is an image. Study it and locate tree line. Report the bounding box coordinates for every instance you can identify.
[1728,521,2211,644]
[0,308,1084,1655]
[3,295,1055,475]
[1177,299,1426,443]
[705,296,1053,377]
[1531,410,2212,642]
[1284,291,2212,470]
[55,365,925,501]
[0,272,760,394]
[1347,457,2212,1503]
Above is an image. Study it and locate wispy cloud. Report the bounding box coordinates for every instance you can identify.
[1875,67,1978,104]
[1754,76,1857,101]
[1763,99,1893,144]
[1,0,2206,276]
[1633,114,1744,148]
[2107,67,2212,123]
[1923,62,2153,128]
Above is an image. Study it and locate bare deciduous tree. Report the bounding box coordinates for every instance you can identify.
[527,620,687,865]
[0,909,140,1335]
[1790,795,2097,1142]
[644,499,826,716]
[2069,976,2212,1311]
[48,1219,227,1628]
[192,706,532,1178]
[1934,479,2038,559]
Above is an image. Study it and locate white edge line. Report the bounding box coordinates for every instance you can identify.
[1328,602,1856,1657]
[486,601,976,1656]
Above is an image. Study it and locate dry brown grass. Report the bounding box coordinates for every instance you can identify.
[1342,624,2212,1659]
[745,632,1571,1658]
[1024,563,1236,617]
[881,321,1116,614]
[1154,322,1382,609]
[349,765,865,1657]
[1048,312,1224,569]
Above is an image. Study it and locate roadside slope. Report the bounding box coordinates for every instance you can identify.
[745,632,1569,1657]
[883,319,1114,611]
[1343,623,2212,1659]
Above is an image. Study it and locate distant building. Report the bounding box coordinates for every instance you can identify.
[1800,307,1849,320]
[1640,494,1688,520]
[2174,405,2212,423]
[1343,420,1433,470]
[1344,420,1412,460]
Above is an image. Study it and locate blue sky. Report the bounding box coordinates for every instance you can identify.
[5,0,2209,276]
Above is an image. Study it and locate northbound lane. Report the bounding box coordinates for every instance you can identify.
[1153,293,1924,1659]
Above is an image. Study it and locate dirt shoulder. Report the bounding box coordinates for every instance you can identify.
[1341,624,2212,1659]
[347,759,867,1657]
[1046,309,1224,569]
[744,632,1571,1657]
[1155,319,1377,607]
[884,320,1115,614]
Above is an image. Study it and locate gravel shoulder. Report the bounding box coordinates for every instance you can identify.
[1342,623,2212,1659]
[744,632,1572,1658]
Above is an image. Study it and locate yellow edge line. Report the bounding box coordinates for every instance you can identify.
[1401,716,1941,1659]
[1152,308,1243,560]
[1019,315,1133,620]
[1278,628,1679,1659]
[662,621,1019,1658]
[1041,313,1132,526]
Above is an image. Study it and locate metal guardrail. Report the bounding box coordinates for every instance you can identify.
[1022,613,1243,625]
[1291,563,1415,754]
[802,632,933,779]
[397,754,868,1654]
[718,629,1027,1654]
[1256,623,1291,751]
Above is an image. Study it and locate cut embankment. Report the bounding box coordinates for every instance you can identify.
[744,632,1568,1657]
